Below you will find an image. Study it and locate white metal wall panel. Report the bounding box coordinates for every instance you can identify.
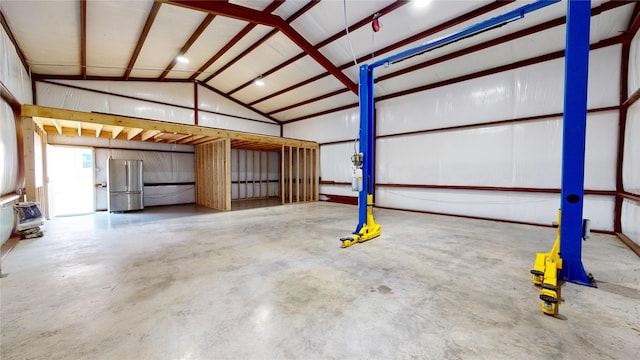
[629,28,640,94]
[623,101,640,194]
[110,95,194,125]
[254,75,348,114]
[198,112,279,136]
[197,85,273,123]
[0,23,32,103]
[36,81,277,132]
[48,134,194,153]
[0,101,19,195]
[319,183,356,198]
[621,199,640,245]
[143,185,195,207]
[377,46,620,136]
[376,188,614,231]
[319,142,354,183]
[283,109,359,143]
[271,92,358,122]
[376,112,617,190]
[36,81,194,124]
[0,203,15,245]
[51,80,195,108]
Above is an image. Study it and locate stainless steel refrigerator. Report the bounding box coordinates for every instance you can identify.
[107,159,144,212]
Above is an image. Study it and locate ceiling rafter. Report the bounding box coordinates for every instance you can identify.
[80,0,87,78]
[187,0,284,81]
[227,0,390,95]
[248,0,514,107]
[267,0,629,117]
[124,1,162,80]
[165,0,357,94]
[159,14,216,80]
[226,0,404,96]
[202,0,320,84]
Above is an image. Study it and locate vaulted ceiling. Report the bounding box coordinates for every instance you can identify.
[1,0,638,124]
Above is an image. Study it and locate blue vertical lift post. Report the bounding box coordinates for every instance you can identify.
[339,0,593,315]
[531,0,595,316]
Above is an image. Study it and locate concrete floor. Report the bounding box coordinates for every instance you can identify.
[1,202,639,359]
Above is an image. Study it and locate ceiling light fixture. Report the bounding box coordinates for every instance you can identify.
[413,0,431,8]
[176,55,189,64]
[255,75,265,87]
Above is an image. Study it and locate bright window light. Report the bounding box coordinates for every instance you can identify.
[176,55,189,64]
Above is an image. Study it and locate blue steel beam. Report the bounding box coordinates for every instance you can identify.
[370,0,561,70]
[559,0,593,286]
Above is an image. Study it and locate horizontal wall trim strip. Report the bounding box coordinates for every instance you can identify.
[319,194,357,205]
[616,232,640,257]
[320,138,358,146]
[320,182,615,197]
[144,182,195,187]
[375,205,615,234]
[320,181,350,185]
[36,79,276,126]
[621,192,640,202]
[315,106,618,146]
[377,106,619,139]
[378,183,615,196]
[32,74,195,82]
[285,38,621,123]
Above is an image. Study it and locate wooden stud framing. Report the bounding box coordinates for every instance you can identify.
[314,148,319,201]
[278,145,285,204]
[21,117,36,201]
[289,146,293,204]
[225,139,231,210]
[52,119,62,134]
[244,150,248,200]
[259,151,263,198]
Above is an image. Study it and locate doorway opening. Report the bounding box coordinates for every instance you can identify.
[47,146,95,216]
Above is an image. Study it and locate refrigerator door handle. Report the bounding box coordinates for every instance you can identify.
[125,162,129,191]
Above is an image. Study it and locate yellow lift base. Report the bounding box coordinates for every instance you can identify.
[531,210,563,316]
[340,195,381,248]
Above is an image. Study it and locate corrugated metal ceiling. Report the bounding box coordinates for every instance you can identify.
[0,0,637,123]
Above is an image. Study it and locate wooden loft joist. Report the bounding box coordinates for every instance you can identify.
[21,105,318,150]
